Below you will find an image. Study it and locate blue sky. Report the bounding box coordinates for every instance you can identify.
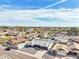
[0,0,79,9]
[0,0,79,27]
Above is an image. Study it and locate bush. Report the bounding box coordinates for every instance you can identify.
[0,36,12,44]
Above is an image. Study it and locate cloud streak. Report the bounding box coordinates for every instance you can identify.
[39,0,67,9]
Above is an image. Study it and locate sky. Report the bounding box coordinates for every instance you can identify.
[0,0,79,27]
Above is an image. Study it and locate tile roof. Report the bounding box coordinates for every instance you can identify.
[11,36,28,45]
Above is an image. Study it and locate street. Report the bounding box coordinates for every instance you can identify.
[0,45,37,59]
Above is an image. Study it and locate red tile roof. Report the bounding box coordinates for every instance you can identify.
[11,36,28,45]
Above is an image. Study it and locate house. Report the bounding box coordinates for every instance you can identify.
[70,36,79,43]
[3,35,28,49]
[26,32,40,39]
[26,39,55,50]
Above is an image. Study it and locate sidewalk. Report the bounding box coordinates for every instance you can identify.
[34,50,47,59]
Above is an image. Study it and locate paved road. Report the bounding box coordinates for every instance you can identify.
[20,47,55,59]
[20,47,37,54]
[0,46,37,59]
[0,45,77,59]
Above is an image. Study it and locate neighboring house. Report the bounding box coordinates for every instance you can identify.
[70,36,79,43]
[26,32,40,39]
[3,36,28,49]
[53,36,69,42]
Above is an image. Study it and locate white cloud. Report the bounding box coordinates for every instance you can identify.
[35,8,79,22]
[0,8,79,27]
[0,8,79,20]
